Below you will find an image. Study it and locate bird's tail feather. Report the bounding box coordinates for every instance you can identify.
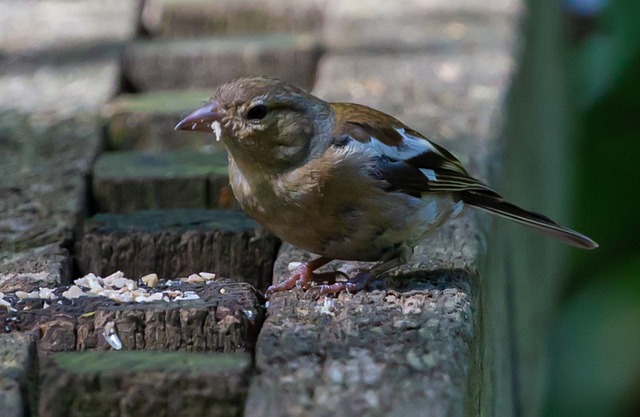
[462,191,598,249]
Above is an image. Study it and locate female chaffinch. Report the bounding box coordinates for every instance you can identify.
[176,77,597,297]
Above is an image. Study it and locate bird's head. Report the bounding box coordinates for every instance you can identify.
[176,77,332,173]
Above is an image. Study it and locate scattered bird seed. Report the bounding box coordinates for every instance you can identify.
[0,293,16,312]
[38,288,57,300]
[102,321,122,350]
[62,285,85,299]
[4,270,221,310]
[174,291,200,301]
[212,120,222,141]
[318,298,336,316]
[140,273,158,287]
[182,274,206,284]
[199,272,216,280]
[288,262,302,272]
[15,291,30,300]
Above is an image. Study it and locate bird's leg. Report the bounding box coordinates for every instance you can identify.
[265,256,332,297]
[318,245,413,295]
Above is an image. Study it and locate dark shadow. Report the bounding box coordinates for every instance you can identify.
[382,268,475,295]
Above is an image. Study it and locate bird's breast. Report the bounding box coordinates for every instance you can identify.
[226,149,461,262]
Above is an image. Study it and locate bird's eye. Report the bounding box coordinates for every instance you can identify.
[246,104,268,120]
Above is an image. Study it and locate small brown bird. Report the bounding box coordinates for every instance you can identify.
[176,77,597,296]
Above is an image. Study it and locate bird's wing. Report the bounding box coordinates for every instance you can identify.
[331,102,489,196]
[330,102,598,249]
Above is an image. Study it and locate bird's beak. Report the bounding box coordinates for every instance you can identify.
[175,100,223,133]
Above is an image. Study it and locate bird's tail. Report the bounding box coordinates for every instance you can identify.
[462,191,598,249]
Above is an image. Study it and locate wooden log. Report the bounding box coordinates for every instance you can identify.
[39,351,251,417]
[122,34,322,92]
[322,0,519,52]
[141,0,325,38]
[92,150,235,213]
[1,279,264,356]
[0,333,37,417]
[101,90,214,152]
[0,1,136,115]
[0,0,137,55]
[0,244,71,291]
[0,2,130,289]
[77,209,278,292]
[0,111,102,287]
[247,214,480,417]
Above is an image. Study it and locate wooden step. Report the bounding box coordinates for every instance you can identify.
[77,209,278,292]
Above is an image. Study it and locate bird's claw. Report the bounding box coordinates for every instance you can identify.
[267,268,357,298]
[318,271,371,296]
[265,263,315,298]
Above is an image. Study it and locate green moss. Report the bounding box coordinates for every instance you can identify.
[129,33,317,54]
[93,149,228,180]
[105,90,212,115]
[52,351,251,375]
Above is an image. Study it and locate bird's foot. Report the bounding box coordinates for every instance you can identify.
[317,271,371,296]
[265,263,313,298]
[265,257,332,298]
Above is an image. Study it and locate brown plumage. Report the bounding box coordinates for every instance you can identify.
[176,76,597,296]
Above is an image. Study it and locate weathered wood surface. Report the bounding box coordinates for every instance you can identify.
[0,333,37,417]
[322,0,519,52]
[0,0,137,116]
[0,6,130,406]
[77,210,278,292]
[123,34,322,92]
[0,0,138,55]
[1,279,263,356]
[101,90,215,152]
[92,150,235,213]
[248,215,480,417]
[39,351,251,417]
[142,0,325,37]
[0,0,137,290]
[0,112,104,289]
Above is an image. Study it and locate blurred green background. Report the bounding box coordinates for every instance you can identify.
[511,0,640,416]
[485,0,640,416]
[549,0,640,416]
